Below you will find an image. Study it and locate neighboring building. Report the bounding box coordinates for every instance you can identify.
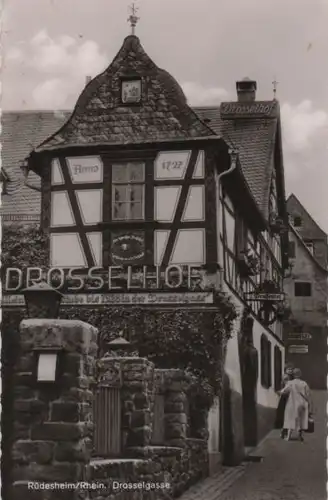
[1,111,68,225]
[2,33,288,467]
[284,194,328,389]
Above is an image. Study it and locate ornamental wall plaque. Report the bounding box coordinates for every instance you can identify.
[110,231,145,265]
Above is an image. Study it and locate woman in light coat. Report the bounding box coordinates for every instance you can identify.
[275,365,294,438]
[280,368,312,441]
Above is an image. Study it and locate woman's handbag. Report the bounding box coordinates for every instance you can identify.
[305,415,314,433]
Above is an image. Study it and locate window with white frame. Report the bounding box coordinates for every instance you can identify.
[112,162,145,220]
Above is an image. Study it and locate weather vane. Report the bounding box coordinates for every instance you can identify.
[272,78,279,99]
[128,3,139,36]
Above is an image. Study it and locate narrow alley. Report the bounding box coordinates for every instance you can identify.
[180,391,327,500]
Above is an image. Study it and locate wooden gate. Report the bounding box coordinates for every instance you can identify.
[93,362,122,457]
[151,393,165,444]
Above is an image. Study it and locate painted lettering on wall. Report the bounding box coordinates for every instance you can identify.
[2,291,214,308]
[4,265,203,292]
[155,151,191,180]
[73,164,99,175]
[66,156,103,183]
[220,102,277,118]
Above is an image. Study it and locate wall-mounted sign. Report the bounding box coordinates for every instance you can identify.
[121,80,141,103]
[154,151,191,180]
[288,345,309,354]
[111,232,145,265]
[288,332,312,341]
[66,156,103,183]
[2,291,214,308]
[4,265,202,292]
[220,101,278,119]
[245,292,285,302]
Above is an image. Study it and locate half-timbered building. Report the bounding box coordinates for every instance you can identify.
[2,32,288,467]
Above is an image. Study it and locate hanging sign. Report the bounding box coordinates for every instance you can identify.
[245,292,285,302]
[288,345,309,354]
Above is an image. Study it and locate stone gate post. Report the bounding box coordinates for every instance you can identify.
[11,318,98,500]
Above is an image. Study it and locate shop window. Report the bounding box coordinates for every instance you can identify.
[274,346,282,391]
[112,162,145,220]
[261,334,272,388]
[288,241,296,258]
[294,282,312,297]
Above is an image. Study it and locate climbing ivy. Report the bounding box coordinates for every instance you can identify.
[2,224,237,408]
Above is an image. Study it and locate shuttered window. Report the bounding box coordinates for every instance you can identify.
[261,334,272,388]
[274,346,282,391]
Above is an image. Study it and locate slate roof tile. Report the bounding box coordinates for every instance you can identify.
[194,106,278,218]
[36,35,214,152]
[0,111,70,219]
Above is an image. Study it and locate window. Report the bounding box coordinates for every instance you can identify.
[112,162,145,220]
[261,334,272,388]
[288,241,296,258]
[304,241,314,255]
[293,216,302,227]
[274,346,282,391]
[235,213,247,255]
[294,282,312,297]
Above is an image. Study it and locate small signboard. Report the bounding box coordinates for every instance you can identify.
[288,345,309,354]
[1,291,214,308]
[245,292,285,302]
[288,332,312,341]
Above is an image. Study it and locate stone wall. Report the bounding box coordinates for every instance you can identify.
[89,439,208,499]
[10,321,209,499]
[90,365,208,498]
[11,319,98,500]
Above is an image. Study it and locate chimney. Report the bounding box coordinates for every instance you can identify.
[85,75,92,86]
[236,77,257,102]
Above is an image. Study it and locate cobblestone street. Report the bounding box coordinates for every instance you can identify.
[180,391,326,500]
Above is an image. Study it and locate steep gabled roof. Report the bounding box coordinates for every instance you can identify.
[289,223,328,275]
[0,111,70,217]
[34,35,215,152]
[287,193,327,237]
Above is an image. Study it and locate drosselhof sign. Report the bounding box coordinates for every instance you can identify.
[220,101,277,119]
[4,265,202,292]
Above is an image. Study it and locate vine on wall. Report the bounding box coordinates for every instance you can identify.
[2,224,237,408]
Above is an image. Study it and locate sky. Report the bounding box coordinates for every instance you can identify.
[1,0,328,232]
